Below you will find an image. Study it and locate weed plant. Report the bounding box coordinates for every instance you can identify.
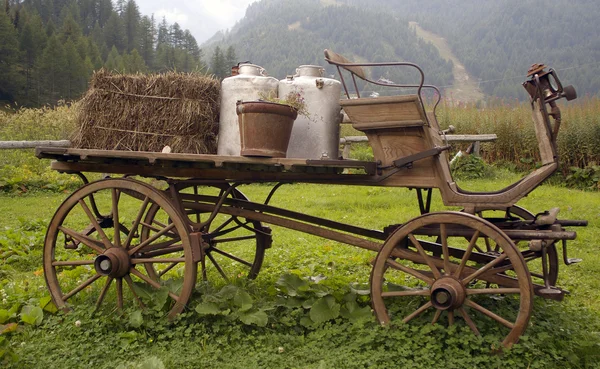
[1,183,599,368]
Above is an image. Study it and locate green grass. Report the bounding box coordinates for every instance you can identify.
[1,180,599,368]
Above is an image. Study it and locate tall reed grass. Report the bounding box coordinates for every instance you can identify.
[435,97,600,174]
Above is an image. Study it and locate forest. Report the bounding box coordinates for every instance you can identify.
[206,0,599,100]
[337,0,600,99]
[0,0,209,106]
[205,0,454,93]
[2,0,599,106]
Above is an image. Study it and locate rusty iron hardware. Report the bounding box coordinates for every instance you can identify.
[393,146,451,169]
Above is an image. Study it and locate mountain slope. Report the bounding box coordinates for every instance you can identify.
[208,0,600,99]
[204,0,454,92]
[341,0,600,98]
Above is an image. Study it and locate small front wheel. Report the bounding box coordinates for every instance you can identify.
[371,211,533,348]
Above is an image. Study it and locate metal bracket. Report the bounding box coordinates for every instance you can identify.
[393,146,451,169]
[561,239,583,266]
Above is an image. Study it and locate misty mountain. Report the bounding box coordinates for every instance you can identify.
[206,0,600,99]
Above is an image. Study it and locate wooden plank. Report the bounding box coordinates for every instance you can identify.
[339,134,497,145]
[0,140,71,149]
[444,134,497,142]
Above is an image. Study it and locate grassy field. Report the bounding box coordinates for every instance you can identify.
[1,101,599,367]
[1,174,599,368]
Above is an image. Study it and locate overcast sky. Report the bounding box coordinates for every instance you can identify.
[137,0,257,44]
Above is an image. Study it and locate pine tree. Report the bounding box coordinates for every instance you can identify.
[123,0,140,51]
[0,8,20,100]
[63,39,84,99]
[225,45,237,71]
[39,34,67,102]
[105,45,124,72]
[157,16,169,46]
[210,46,227,79]
[124,49,146,73]
[138,15,155,68]
[104,11,124,51]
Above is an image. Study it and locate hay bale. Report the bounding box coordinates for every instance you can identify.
[72,69,220,154]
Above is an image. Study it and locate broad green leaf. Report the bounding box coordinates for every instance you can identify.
[40,296,58,314]
[310,284,331,298]
[276,274,310,296]
[132,282,154,302]
[165,279,184,295]
[302,297,316,309]
[276,296,302,308]
[20,306,43,326]
[0,309,9,324]
[238,310,268,327]
[217,285,239,300]
[309,295,340,324]
[349,282,371,296]
[233,289,253,312]
[195,302,221,315]
[1,323,18,334]
[152,287,170,310]
[340,300,373,323]
[300,316,315,328]
[129,310,143,328]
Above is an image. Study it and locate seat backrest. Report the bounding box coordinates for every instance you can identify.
[324,49,367,81]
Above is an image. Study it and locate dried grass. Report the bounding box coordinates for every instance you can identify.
[72,69,220,153]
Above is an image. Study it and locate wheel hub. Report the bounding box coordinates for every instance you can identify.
[430,277,466,310]
[94,247,131,278]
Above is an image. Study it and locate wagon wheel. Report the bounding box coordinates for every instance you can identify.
[471,205,558,286]
[43,178,197,319]
[142,184,270,284]
[371,211,533,348]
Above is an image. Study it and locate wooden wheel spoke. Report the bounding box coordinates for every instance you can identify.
[59,226,105,254]
[211,216,236,234]
[432,309,442,325]
[95,277,113,311]
[211,247,253,268]
[63,274,102,301]
[130,268,179,302]
[151,218,168,229]
[440,224,451,275]
[212,235,257,244]
[386,258,434,285]
[129,223,176,255]
[124,196,150,249]
[409,234,441,279]
[448,310,454,326]
[124,275,146,309]
[465,299,515,329]
[78,199,113,249]
[402,301,433,324]
[454,230,480,278]
[52,260,95,267]
[462,254,508,285]
[467,288,520,295]
[131,257,185,264]
[158,262,179,278]
[458,307,480,336]
[140,221,178,237]
[112,188,122,248]
[381,289,430,298]
[207,253,230,283]
[116,278,124,310]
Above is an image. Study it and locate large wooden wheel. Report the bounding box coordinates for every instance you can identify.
[472,205,559,286]
[43,178,197,319]
[371,211,533,348]
[142,183,270,284]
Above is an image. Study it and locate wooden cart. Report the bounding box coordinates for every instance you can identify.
[36,53,584,348]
